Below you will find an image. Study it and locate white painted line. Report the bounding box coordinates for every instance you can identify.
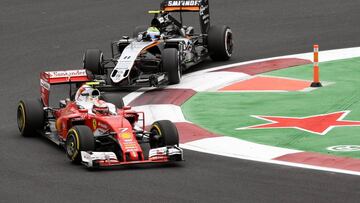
[122,87,155,105]
[182,136,300,160]
[132,104,188,126]
[169,71,250,91]
[123,91,144,106]
[181,143,360,176]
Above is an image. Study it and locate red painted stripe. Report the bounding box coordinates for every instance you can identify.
[274,152,360,172]
[175,122,219,143]
[215,58,312,75]
[129,88,197,106]
[220,76,311,91]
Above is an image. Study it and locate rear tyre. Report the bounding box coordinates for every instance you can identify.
[17,99,44,137]
[150,120,179,149]
[83,49,104,75]
[100,93,124,109]
[66,125,95,164]
[163,48,181,85]
[208,25,233,61]
[132,25,148,38]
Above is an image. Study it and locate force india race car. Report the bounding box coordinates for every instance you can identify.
[83,0,233,87]
[16,69,183,168]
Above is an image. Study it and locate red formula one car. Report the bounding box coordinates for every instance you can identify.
[17,69,183,168]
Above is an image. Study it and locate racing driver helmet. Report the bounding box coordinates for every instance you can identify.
[75,85,100,102]
[92,100,110,115]
[146,26,160,40]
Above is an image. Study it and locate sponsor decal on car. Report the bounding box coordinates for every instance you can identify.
[121,132,132,139]
[167,0,200,6]
[47,70,87,78]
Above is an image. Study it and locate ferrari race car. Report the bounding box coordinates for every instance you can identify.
[17,69,183,168]
[84,0,233,87]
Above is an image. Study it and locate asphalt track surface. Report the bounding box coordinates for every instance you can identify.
[1,0,360,202]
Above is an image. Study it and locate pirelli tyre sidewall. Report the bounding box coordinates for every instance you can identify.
[208,25,233,61]
[150,120,179,148]
[83,49,104,75]
[17,99,44,137]
[66,125,95,164]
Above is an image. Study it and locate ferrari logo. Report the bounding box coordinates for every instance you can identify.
[92,119,97,129]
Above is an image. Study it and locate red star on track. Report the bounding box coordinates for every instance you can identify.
[236,111,360,135]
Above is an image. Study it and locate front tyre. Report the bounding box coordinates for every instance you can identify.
[208,25,233,61]
[150,120,179,149]
[66,125,95,164]
[163,48,181,85]
[83,49,104,75]
[17,99,44,137]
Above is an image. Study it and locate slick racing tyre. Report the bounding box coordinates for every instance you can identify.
[132,25,148,38]
[208,25,233,61]
[17,99,44,137]
[83,49,104,75]
[150,120,179,148]
[100,92,124,109]
[163,48,181,85]
[66,125,95,164]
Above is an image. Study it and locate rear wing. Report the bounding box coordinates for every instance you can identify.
[160,0,210,34]
[40,69,90,106]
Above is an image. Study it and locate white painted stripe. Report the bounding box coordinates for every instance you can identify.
[182,136,300,160]
[169,71,251,91]
[123,92,144,106]
[132,104,188,126]
[122,87,155,105]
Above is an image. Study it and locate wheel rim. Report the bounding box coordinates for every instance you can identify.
[66,134,78,160]
[225,29,233,57]
[17,104,25,132]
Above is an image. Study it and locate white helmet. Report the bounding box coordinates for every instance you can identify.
[75,85,100,102]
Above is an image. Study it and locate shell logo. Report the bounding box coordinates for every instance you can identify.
[121,132,132,139]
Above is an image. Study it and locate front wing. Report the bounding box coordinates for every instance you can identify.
[80,146,183,168]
